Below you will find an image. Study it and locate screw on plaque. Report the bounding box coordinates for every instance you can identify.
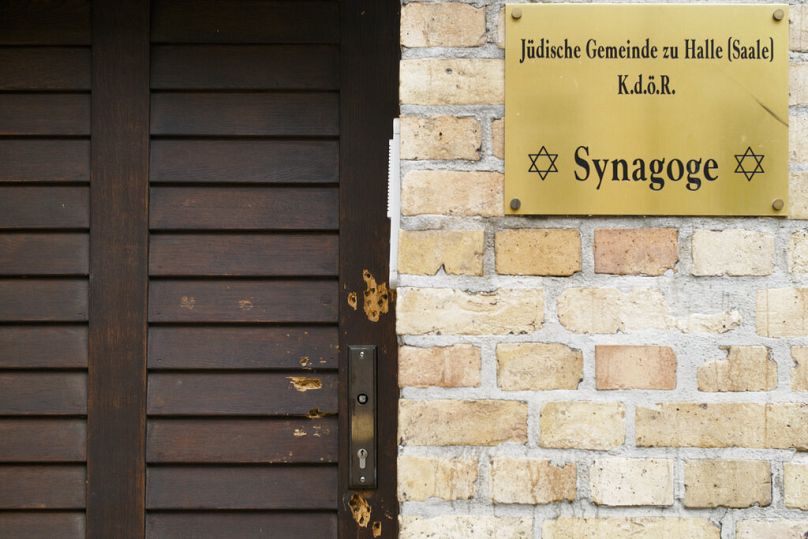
[510,198,521,211]
[511,7,522,19]
[773,9,784,21]
[772,198,785,211]
[357,393,369,405]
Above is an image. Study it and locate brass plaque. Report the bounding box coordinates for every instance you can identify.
[505,4,789,216]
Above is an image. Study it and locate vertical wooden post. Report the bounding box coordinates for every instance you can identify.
[339,0,400,536]
[87,1,149,536]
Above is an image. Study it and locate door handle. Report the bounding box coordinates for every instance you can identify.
[348,345,377,489]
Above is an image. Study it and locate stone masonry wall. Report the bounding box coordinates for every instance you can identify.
[396,2,808,538]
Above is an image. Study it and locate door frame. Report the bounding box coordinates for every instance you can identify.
[338,1,401,537]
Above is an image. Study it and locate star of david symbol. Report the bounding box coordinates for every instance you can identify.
[734,146,765,182]
[528,146,559,181]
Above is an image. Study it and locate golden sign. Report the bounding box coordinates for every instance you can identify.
[504,4,789,216]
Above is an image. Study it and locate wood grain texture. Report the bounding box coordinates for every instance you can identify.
[150,140,338,184]
[151,0,339,44]
[146,512,337,539]
[146,466,338,509]
[0,513,85,539]
[149,234,337,277]
[149,280,338,323]
[147,418,337,463]
[0,373,87,415]
[0,1,90,45]
[0,233,88,275]
[0,280,88,322]
[0,466,86,508]
[0,48,91,90]
[86,1,150,536]
[0,326,87,369]
[148,326,338,370]
[0,419,86,462]
[0,187,89,229]
[339,1,401,536]
[0,141,90,183]
[151,93,338,136]
[148,373,338,416]
[0,94,90,135]
[152,45,338,90]
[150,187,338,230]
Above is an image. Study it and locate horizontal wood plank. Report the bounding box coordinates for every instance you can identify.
[147,418,337,463]
[147,512,337,539]
[150,234,337,277]
[0,326,87,369]
[0,94,90,135]
[150,187,337,230]
[0,513,85,539]
[0,280,88,322]
[148,327,338,370]
[148,373,338,416]
[0,141,90,183]
[0,233,88,275]
[151,0,339,44]
[152,45,338,90]
[0,372,87,415]
[0,419,86,462]
[0,466,86,508]
[0,48,91,90]
[150,140,338,184]
[0,1,90,45]
[149,280,338,323]
[146,466,337,509]
[0,187,89,229]
[151,93,338,136]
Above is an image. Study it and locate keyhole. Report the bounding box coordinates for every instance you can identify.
[357,448,368,469]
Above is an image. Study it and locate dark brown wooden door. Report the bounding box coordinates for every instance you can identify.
[0,1,398,537]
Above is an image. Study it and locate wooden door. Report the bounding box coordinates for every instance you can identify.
[0,1,398,537]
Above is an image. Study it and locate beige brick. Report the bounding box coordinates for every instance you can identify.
[594,228,678,276]
[497,343,582,391]
[792,113,808,163]
[399,399,527,446]
[636,403,808,449]
[540,401,625,450]
[401,516,532,539]
[397,456,477,501]
[697,346,776,392]
[691,230,774,276]
[399,230,484,276]
[557,288,672,334]
[491,118,504,159]
[399,345,481,388]
[543,518,720,539]
[397,287,543,335]
[793,4,808,52]
[789,231,808,273]
[401,170,502,216]
[791,172,808,219]
[756,288,808,337]
[785,463,808,509]
[400,116,480,161]
[684,460,771,508]
[400,59,503,105]
[589,458,673,506]
[495,229,581,276]
[401,3,486,48]
[792,346,808,391]
[595,345,676,390]
[737,520,808,539]
[791,63,808,106]
[490,458,576,504]
[496,5,505,49]
[679,310,742,334]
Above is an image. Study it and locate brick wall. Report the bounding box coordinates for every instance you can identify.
[396,2,808,538]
